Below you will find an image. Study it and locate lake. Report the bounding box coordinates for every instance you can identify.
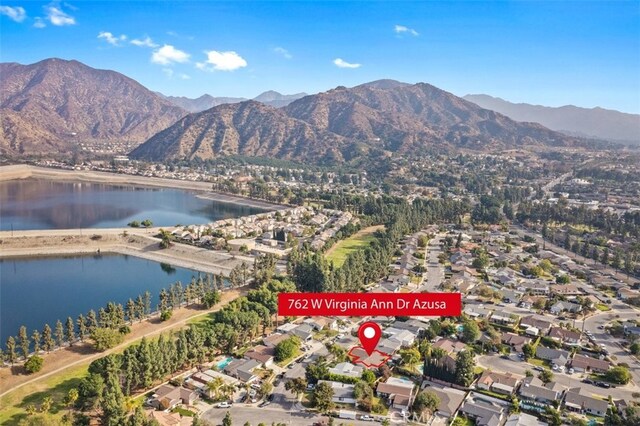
[0,179,265,230]
[0,254,216,343]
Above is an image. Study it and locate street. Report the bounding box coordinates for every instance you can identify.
[419,234,444,293]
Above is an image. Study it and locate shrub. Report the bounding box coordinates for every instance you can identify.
[24,355,44,374]
[160,310,172,321]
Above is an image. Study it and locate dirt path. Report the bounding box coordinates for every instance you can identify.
[0,287,247,399]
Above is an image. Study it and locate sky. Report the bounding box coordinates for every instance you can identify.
[1,1,639,113]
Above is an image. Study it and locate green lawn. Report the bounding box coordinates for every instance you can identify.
[596,304,611,311]
[528,359,549,368]
[325,226,382,267]
[0,364,89,425]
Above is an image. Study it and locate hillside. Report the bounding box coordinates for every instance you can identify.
[464,94,640,145]
[0,58,186,156]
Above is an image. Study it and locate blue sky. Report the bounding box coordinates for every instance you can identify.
[1,1,639,113]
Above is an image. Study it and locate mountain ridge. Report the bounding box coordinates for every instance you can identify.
[464,94,640,145]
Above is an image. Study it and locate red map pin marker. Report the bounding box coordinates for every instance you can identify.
[358,321,382,356]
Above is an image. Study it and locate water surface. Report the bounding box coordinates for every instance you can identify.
[0,179,265,230]
[0,254,213,343]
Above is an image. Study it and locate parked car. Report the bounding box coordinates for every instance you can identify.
[533,366,545,372]
[360,415,374,422]
[216,402,232,408]
[596,382,611,389]
[582,378,594,384]
[258,400,271,408]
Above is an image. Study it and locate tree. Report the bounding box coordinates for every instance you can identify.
[41,396,53,413]
[630,342,640,355]
[141,219,153,228]
[203,290,221,308]
[18,326,30,360]
[454,350,475,386]
[605,366,632,384]
[222,411,232,426]
[91,327,123,351]
[311,382,334,413]
[24,355,44,374]
[522,343,535,360]
[102,363,127,426]
[65,317,76,346]
[55,320,64,348]
[86,310,98,331]
[259,381,273,398]
[42,324,54,353]
[354,381,374,411]
[556,274,571,284]
[538,369,554,384]
[461,319,480,343]
[63,388,79,411]
[31,330,41,355]
[6,336,17,365]
[399,347,421,368]
[412,390,440,417]
[275,336,300,362]
[285,377,307,401]
[77,315,87,342]
[361,369,376,385]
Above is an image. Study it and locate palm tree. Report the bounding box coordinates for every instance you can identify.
[285,377,307,401]
[206,377,225,400]
[220,384,236,401]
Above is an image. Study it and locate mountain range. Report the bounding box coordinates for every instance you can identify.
[464,94,640,145]
[159,90,307,112]
[131,80,577,162]
[5,58,630,164]
[0,58,186,156]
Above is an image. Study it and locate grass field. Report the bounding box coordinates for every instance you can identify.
[325,225,383,267]
[0,364,88,425]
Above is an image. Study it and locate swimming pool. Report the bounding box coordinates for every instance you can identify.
[217,357,233,369]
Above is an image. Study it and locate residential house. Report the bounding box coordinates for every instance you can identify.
[535,347,569,367]
[328,362,364,379]
[427,385,466,418]
[518,377,565,407]
[520,316,553,333]
[618,288,640,300]
[376,378,415,410]
[550,301,582,315]
[517,281,549,295]
[244,345,275,367]
[303,316,338,331]
[570,354,610,373]
[318,380,356,405]
[550,284,583,297]
[504,413,547,426]
[433,338,467,354]
[145,409,191,426]
[519,295,545,309]
[459,398,506,426]
[263,333,288,348]
[384,327,418,347]
[489,313,518,326]
[149,385,197,411]
[501,333,531,353]
[477,370,523,395]
[464,305,492,319]
[548,327,581,345]
[564,388,609,417]
[290,324,314,342]
[223,359,261,383]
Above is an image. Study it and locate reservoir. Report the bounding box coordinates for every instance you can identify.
[0,254,213,343]
[0,179,266,230]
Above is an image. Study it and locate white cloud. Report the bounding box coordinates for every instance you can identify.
[394,24,419,36]
[0,6,26,22]
[162,68,174,78]
[33,17,46,28]
[333,58,361,69]
[273,47,292,59]
[46,4,76,26]
[151,44,190,65]
[131,36,158,48]
[196,50,247,72]
[98,31,127,46]
[180,74,191,80]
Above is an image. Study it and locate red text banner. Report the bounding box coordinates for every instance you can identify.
[278,292,461,317]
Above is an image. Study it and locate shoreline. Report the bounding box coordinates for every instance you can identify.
[0,164,286,211]
[0,229,255,276]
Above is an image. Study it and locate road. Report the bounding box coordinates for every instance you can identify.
[419,234,444,293]
[477,355,637,401]
[202,405,379,426]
